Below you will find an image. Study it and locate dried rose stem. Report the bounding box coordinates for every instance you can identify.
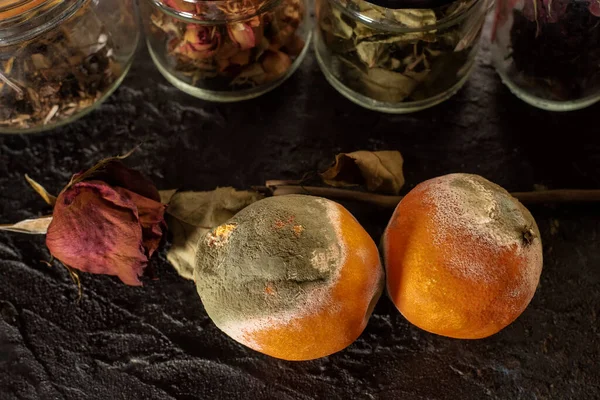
[262,185,600,208]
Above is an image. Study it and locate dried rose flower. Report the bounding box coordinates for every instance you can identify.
[175,24,221,59]
[46,159,167,286]
[227,22,256,50]
[262,50,292,78]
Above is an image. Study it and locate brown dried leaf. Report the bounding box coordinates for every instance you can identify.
[363,68,420,102]
[165,188,263,280]
[356,42,388,68]
[25,174,56,206]
[0,216,53,235]
[321,150,405,194]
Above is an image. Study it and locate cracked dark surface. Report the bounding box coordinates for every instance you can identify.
[1,23,600,400]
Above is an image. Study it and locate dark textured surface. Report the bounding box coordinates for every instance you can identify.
[1,21,600,400]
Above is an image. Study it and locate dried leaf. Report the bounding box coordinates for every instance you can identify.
[321,150,405,194]
[391,9,437,29]
[0,216,53,235]
[321,8,354,40]
[362,68,421,102]
[25,174,57,206]
[352,9,435,42]
[165,188,263,280]
[159,189,178,204]
[356,42,388,68]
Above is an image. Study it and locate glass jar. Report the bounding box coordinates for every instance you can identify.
[140,0,310,102]
[314,0,489,113]
[491,0,600,111]
[0,0,140,134]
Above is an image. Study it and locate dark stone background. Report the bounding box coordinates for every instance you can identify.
[1,22,599,400]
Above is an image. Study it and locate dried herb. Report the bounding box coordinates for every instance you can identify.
[317,0,484,103]
[506,0,600,101]
[0,4,121,131]
[148,0,305,90]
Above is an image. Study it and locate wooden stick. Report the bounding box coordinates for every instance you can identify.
[510,190,600,204]
[259,185,600,209]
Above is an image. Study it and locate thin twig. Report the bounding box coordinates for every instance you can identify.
[265,179,306,187]
[260,185,600,208]
[259,185,402,208]
[510,190,600,204]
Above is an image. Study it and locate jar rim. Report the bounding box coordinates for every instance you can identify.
[0,0,86,46]
[0,0,56,20]
[148,0,282,24]
[329,0,484,33]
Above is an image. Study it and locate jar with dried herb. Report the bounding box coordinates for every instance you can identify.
[0,0,140,134]
[492,0,600,111]
[140,0,310,102]
[315,0,489,113]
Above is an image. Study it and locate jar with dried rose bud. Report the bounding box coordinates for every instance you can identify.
[0,0,140,134]
[140,0,310,101]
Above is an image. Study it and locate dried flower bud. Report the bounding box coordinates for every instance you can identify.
[46,160,166,286]
[227,23,256,50]
[176,25,220,59]
[262,50,292,78]
[229,50,252,66]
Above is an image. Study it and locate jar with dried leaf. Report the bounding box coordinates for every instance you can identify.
[0,0,140,134]
[140,0,310,102]
[315,0,489,113]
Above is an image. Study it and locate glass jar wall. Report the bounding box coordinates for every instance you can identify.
[314,0,489,113]
[491,0,600,111]
[0,0,140,134]
[140,0,311,102]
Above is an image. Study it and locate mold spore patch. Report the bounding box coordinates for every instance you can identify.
[421,173,543,288]
[194,195,347,345]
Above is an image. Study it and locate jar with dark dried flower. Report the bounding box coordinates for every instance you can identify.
[0,0,140,134]
[140,0,310,102]
[492,0,600,111]
[314,0,489,113]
